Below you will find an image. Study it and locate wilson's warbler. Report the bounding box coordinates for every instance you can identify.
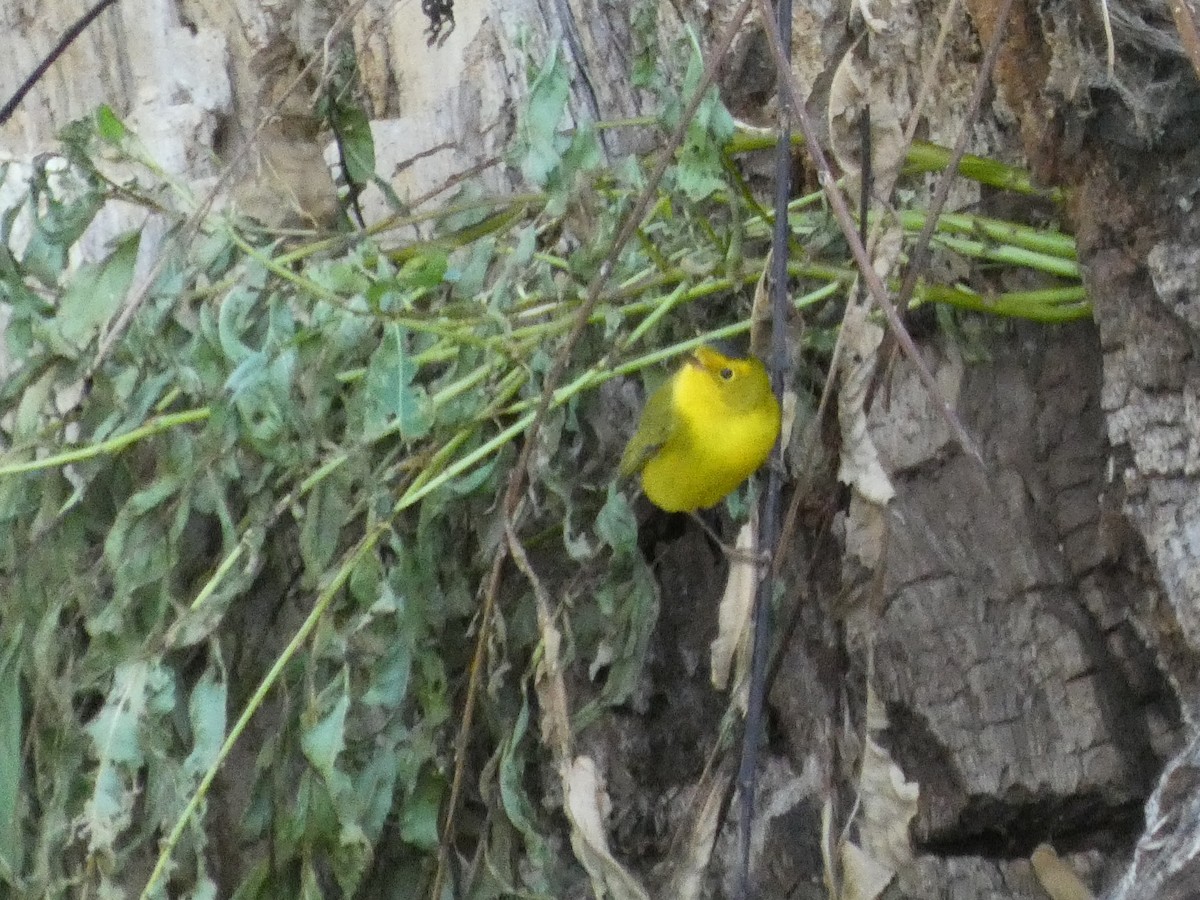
[620,344,781,512]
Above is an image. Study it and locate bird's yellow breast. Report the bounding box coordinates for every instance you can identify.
[639,358,780,512]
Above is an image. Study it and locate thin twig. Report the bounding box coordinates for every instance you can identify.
[751,0,984,467]
[0,0,120,125]
[735,0,793,891]
[903,0,963,148]
[730,2,1020,891]
[432,547,506,899]
[890,0,1019,324]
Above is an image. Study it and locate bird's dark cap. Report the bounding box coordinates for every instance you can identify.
[703,337,750,360]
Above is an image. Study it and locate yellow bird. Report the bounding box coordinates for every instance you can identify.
[620,343,782,513]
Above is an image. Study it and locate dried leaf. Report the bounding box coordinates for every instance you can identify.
[1169,0,1200,82]
[563,756,651,900]
[837,302,895,505]
[851,688,919,887]
[661,772,731,900]
[230,122,340,229]
[827,46,910,201]
[1031,844,1095,900]
[845,491,888,571]
[780,389,797,452]
[534,613,571,763]
[710,522,757,702]
[841,840,895,900]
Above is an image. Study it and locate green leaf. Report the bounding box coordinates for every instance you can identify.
[397,252,448,290]
[675,119,726,202]
[560,124,602,176]
[333,103,376,186]
[184,670,227,781]
[301,693,349,780]
[216,286,261,364]
[300,859,323,900]
[299,476,350,582]
[95,105,128,144]
[55,233,139,350]
[451,235,496,300]
[348,548,383,608]
[416,651,450,727]
[517,48,570,187]
[330,821,371,896]
[354,743,400,842]
[362,642,411,709]
[20,164,104,284]
[364,325,433,440]
[103,476,180,597]
[446,456,498,497]
[0,629,24,879]
[399,768,444,850]
[595,487,638,555]
[673,48,735,202]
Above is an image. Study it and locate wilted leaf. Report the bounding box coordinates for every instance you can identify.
[399,769,444,851]
[517,48,570,187]
[302,693,350,781]
[365,325,433,439]
[84,662,176,855]
[500,695,543,847]
[595,488,637,556]
[184,669,227,781]
[55,233,138,350]
[710,522,758,701]
[563,756,650,900]
[332,102,376,187]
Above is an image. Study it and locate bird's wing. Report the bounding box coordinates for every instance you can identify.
[618,382,676,477]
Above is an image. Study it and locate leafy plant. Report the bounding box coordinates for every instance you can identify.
[0,34,1085,900]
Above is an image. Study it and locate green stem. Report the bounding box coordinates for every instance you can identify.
[0,408,210,477]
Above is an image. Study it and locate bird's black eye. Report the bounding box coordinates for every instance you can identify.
[720,367,734,380]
